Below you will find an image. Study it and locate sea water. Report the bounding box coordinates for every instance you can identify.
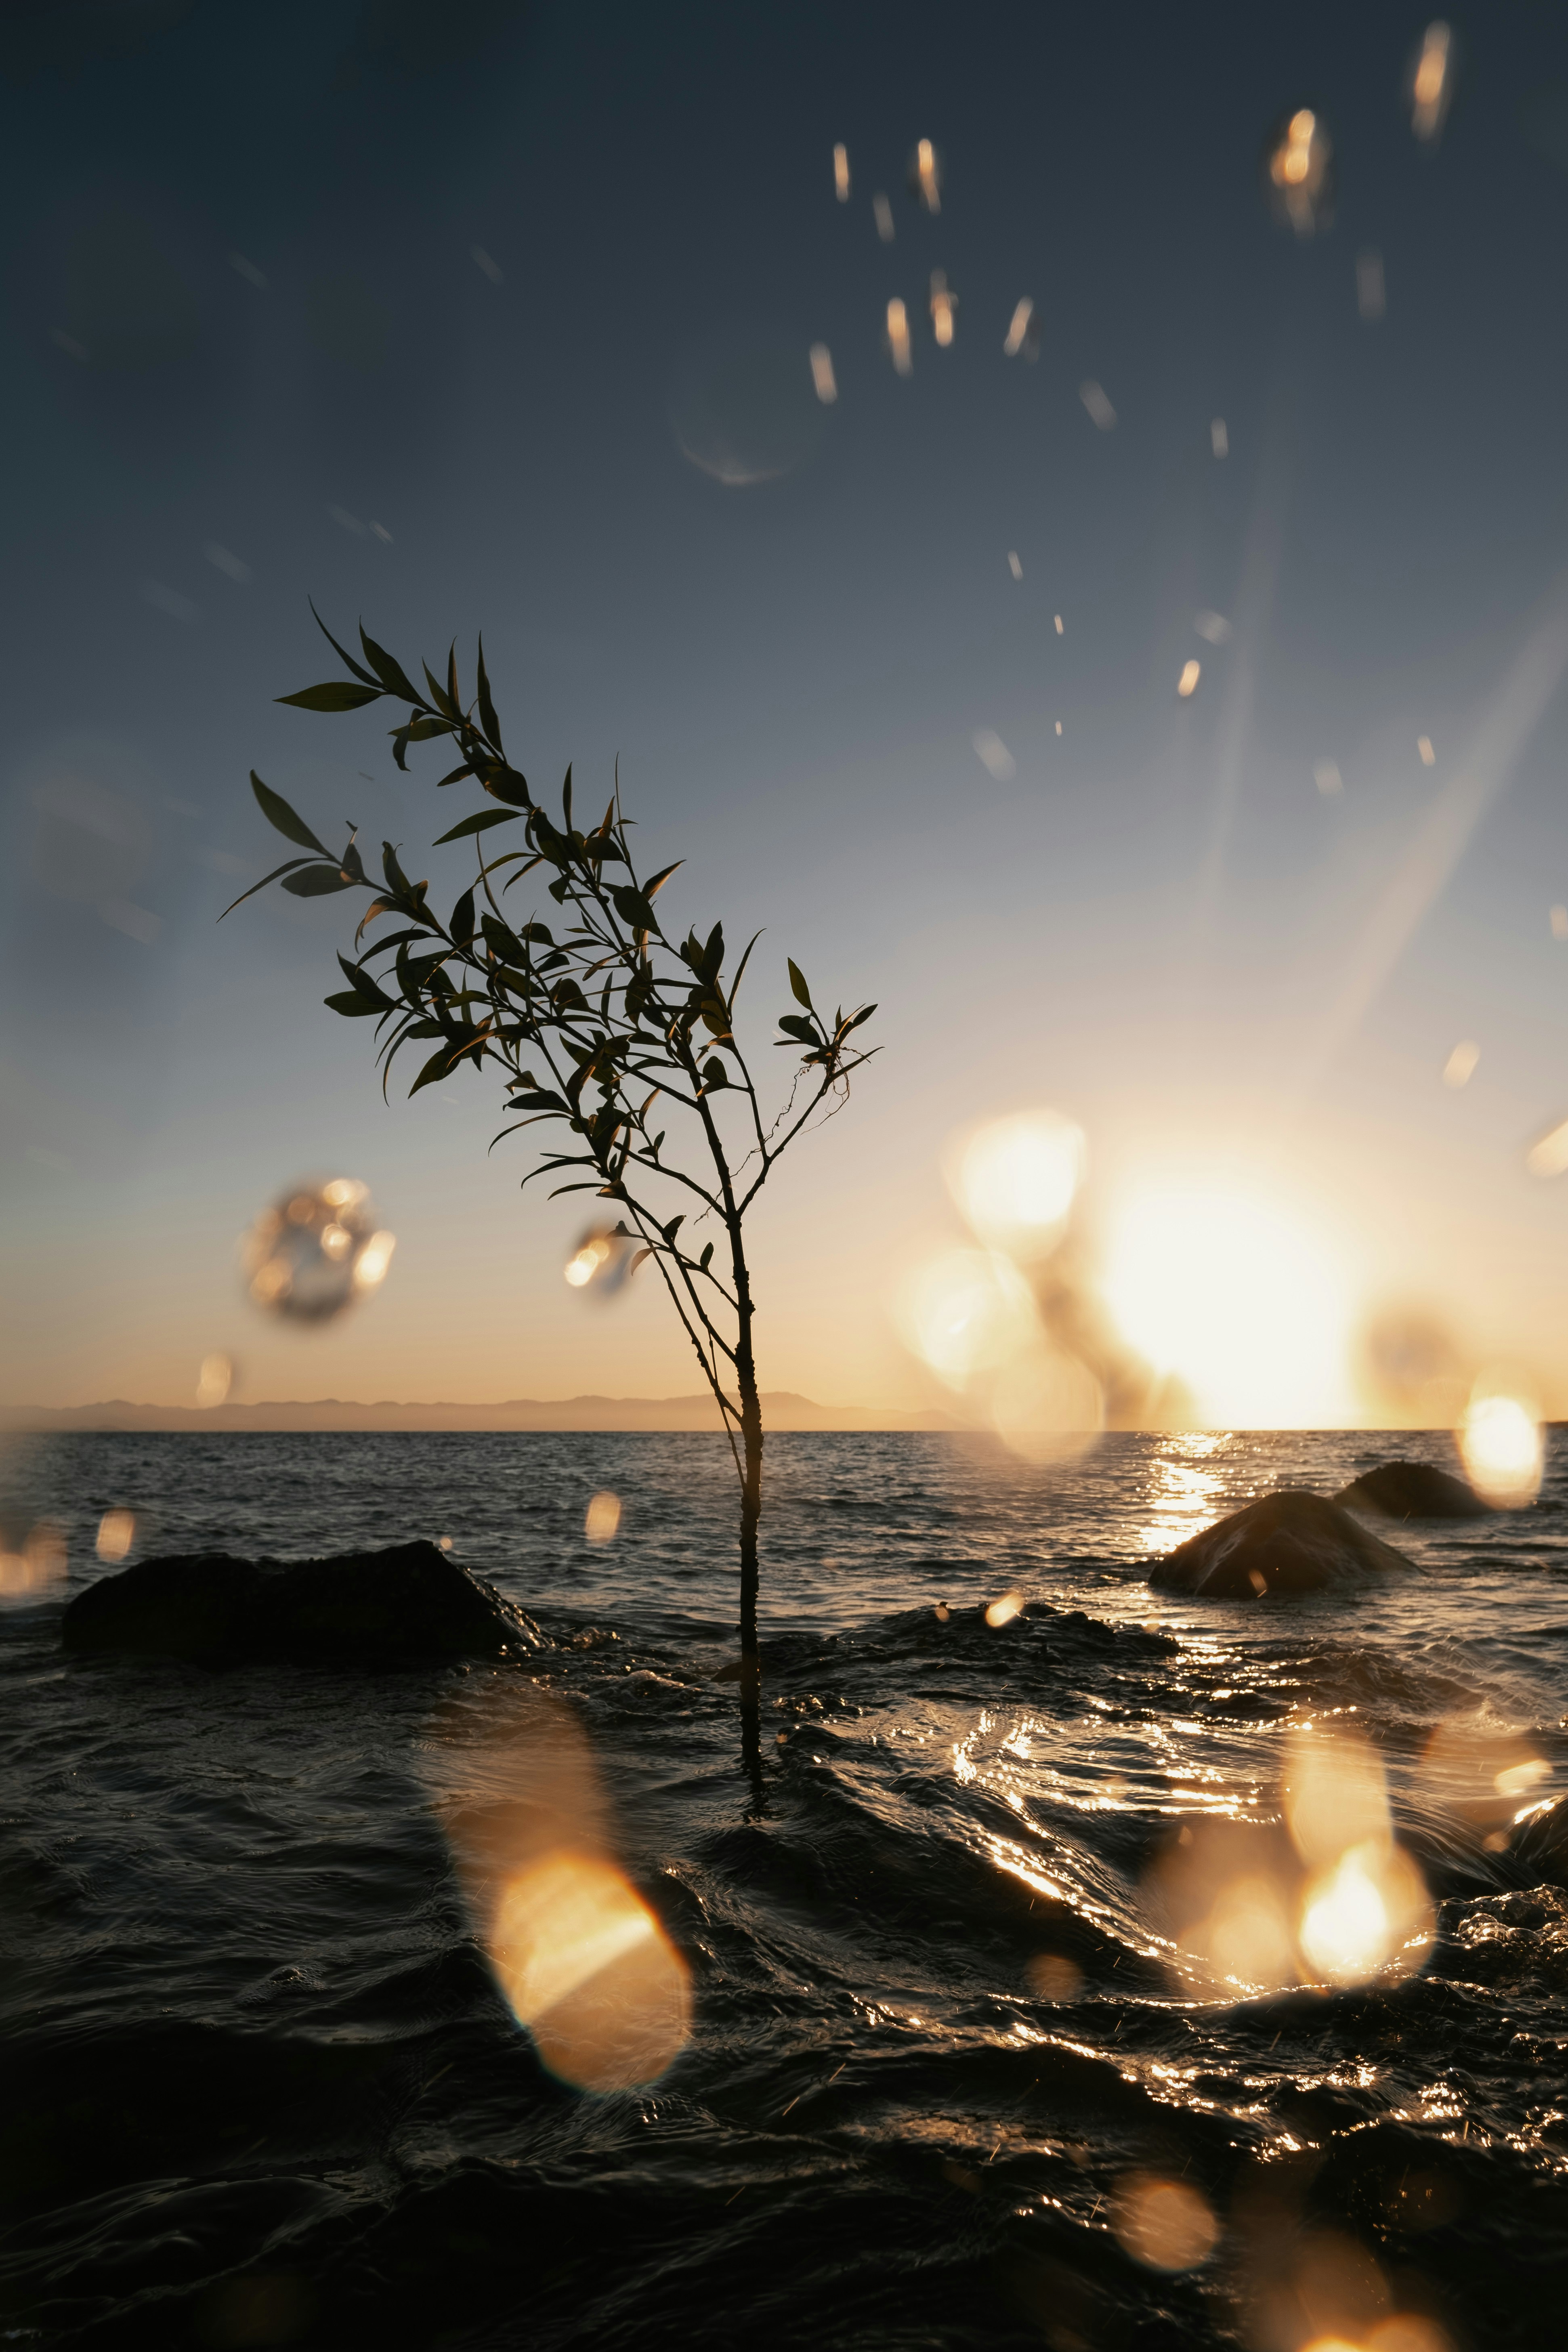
[1,1430,1564,2348]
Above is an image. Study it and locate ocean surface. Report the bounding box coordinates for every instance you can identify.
[2,1428,1565,2351]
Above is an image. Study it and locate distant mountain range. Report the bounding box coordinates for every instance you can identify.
[0,1392,956,1434]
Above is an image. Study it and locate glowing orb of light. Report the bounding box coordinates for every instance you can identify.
[96,1509,135,1564]
[488,1850,691,2092]
[241,1178,394,1323]
[1263,106,1333,235]
[1110,2174,1219,2272]
[949,1109,1085,1259]
[563,1225,638,1296]
[1459,1384,1543,1508]
[584,1491,622,1544]
[1297,1839,1431,1988]
[0,1522,66,1602]
[1101,1180,1350,1427]
[894,1248,1036,1389]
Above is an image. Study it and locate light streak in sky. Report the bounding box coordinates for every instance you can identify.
[1177,660,1201,698]
[1007,551,1022,580]
[1289,582,1568,1105]
[911,138,941,212]
[1357,248,1386,320]
[1526,1116,1568,1177]
[832,143,849,201]
[1418,734,1436,765]
[1314,759,1343,797]
[971,729,1015,781]
[1265,107,1332,236]
[808,343,837,403]
[885,299,912,376]
[1002,297,1034,357]
[1411,21,1455,141]
[1211,417,1228,456]
[928,269,956,346]
[1441,1040,1479,1089]
[1079,378,1116,430]
[872,191,894,242]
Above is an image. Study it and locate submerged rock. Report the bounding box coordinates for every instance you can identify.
[1149,1489,1414,1599]
[62,1539,546,1667]
[1506,1797,1568,1890]
[1335,1460,1489,1521]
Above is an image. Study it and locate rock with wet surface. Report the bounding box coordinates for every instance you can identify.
[62,1539,546,1667]
[1506,1797,1568,1890]
[1149,1489,1414,1599]
[1335,1459,1489,1521]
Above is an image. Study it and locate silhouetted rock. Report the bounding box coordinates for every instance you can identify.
[1506,1797,1568,1889]
[62,1539,545,1667]
[1149,1489,1414,1598]
[1335,1460,1489,1521]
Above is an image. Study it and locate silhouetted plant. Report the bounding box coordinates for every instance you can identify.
[225,613,877,1765]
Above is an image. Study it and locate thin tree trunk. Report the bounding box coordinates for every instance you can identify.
[733,1228,764,1783]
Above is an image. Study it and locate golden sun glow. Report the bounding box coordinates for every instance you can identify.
[1102,1179,1353,1427]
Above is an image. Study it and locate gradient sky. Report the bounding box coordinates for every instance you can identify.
[6,0,1568,1423]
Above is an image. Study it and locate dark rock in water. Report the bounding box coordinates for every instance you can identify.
[1506,1797,1568,1889]
[1335,1459,1489,1521]
[1149,1489,1413,1598]
[62,1539,546,1667]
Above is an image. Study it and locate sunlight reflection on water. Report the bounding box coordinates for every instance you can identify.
[1134,1431,1232,1556]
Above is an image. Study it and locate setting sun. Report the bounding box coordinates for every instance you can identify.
[1102,1180,1354,1427]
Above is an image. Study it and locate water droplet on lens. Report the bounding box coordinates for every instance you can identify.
[670,320,827,487]
[240,1179,393,1323]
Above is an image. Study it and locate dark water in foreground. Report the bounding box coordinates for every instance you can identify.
[2,1430,1566,2350]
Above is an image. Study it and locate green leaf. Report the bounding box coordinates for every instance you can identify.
[311,601,378,686]
[728,928,762,1006]
[484,767,532,808]
[359,628,422,704]
[423,661,460,721]
[842,1002,877,1033]
[561,764,573,830]
[433,808,520,845]
[612,885,659,931]
[702,1056,729,1088]
[476,635,503,750]
[699,1241,714,1271]
[282,865,355,897]
[629,1247,652,1274]
[450,887,476,945]
[778,1013,816,1044]
[217,855,317,920]
[251,773,330,855]
[408,1043,461,1096]
[509,1089,570,1113]
[404,715,453,742]
[337,951,394,1008]
[325,989,383,1016]
[277,680,383,712]
[787,957,813,1009]
[644,861,684,900]
[661,1214,685,1245]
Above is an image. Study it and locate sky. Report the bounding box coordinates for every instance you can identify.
[6,0,1568,1428]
